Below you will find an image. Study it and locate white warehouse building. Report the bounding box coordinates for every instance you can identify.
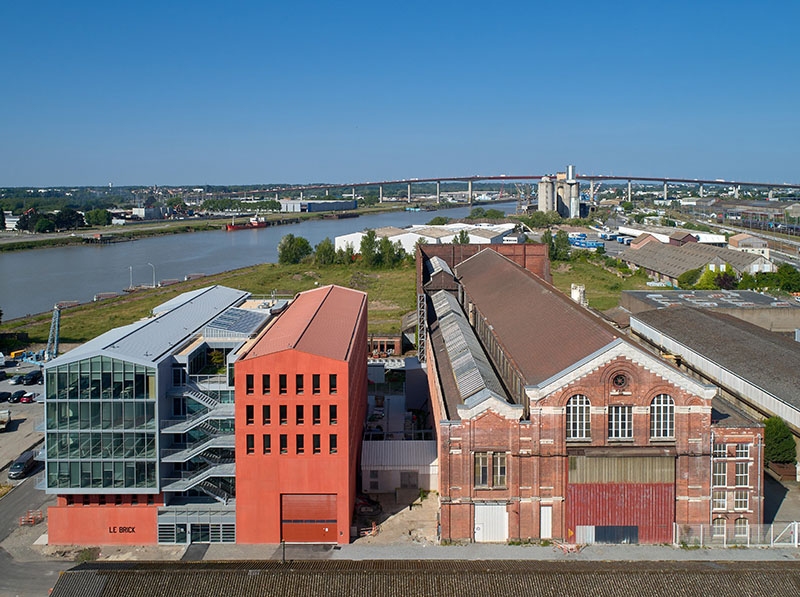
[335,223,523,254]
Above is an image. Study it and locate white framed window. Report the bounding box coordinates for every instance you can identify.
[474,452,489,487]
[734,490,749,511]
[735,462,749,486]
[735,443,749,458]
[650,394,674,439]
[608,405,633,439]
[713,461,727,487]
[712,518,726,537]
[712,490,726,511]
[734,518,749,538]
[566,394,591,440]
[713,443,727,458]
[493,453,507,488]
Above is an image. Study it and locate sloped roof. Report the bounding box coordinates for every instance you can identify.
[50,560,800,597]
[47,286,248,367]
[622,241,767,279]
[455,249,619,386]
[430,290,508,406]
[360,440,437,469]
[633,307,800,409]
[245,285,366,361]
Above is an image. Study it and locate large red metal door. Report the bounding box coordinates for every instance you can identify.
[281,494,338,543]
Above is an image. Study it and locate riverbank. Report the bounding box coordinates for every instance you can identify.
[0,261,417,351]
[0,201,470,253]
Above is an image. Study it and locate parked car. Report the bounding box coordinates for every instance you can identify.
[19,392,37,403]
[8,390,26,403]
[0,371,6,381]
[22,370,43,385]
[355,494,382,515]
[8,375,25,385]
[0,392,10,402]
[8,451,36,480]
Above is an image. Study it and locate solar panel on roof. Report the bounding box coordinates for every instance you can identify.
[206,307,270,336]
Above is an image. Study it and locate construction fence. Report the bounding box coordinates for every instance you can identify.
[674,521,800,548]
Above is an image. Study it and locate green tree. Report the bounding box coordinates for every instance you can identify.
[738,272,757,290]
[466,207,486,220]
[54,207,85,230]
[86,209,112,227]
[277,234,312,264]
[335,244,355,265]
[678,268,703,288]
[0,208,5,230]
[360,230,379,267]
[714,271,738,290]
[34,218,55,233]
[452,229,470,244]
[551,230,571,261]
[764,417,796,464]
[541,229,553,257]
[484,208,505,220]
[776,263,800,293]
[426,216,450,225]
[377,236,404,267]
[693,267,721,290]
[314,237,336,266]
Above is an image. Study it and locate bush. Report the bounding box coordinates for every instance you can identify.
[764,416,796,464]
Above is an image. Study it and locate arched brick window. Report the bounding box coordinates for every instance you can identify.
[566,394,591,440]
[650,394,674,439]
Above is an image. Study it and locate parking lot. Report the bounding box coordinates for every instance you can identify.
[0,361,45,480]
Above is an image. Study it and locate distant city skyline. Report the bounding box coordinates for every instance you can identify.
[2,1,798,187]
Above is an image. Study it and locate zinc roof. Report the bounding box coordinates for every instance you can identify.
[633,307,800,410]
[621,242,766,279]
[245,285,366,361]
[47,286,248,367]
[360,440,437,470]
[455,249,618,386]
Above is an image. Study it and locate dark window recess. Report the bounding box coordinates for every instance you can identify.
[280,434,288,454]
[313,405,321,425]
[279,374,287,394]
[246,374,254,395]
[329,434,338,454]
[262,374,271,394]
[312,374,321,394]
[329,404,338,425]
[246,404,254,425]
[246,434,254,454]
[296,374,304,394]
[329,374,338,394]
[296,434,305,454]
[296,404,304,425]
[263,434,271,454]
[262,404,271,425]
[280,405,287,425]
[313,434,321,454]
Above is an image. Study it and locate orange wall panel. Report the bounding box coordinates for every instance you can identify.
[48,504,158,545]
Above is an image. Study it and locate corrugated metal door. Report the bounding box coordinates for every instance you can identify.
[281,494,337,543]
[474,503,508,543]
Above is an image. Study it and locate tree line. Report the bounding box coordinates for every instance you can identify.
[278,232,410,269]
[10,207,113,233]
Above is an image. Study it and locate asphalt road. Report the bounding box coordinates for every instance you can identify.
[0,476,65,597]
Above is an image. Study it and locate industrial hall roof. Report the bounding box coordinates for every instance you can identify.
[632,306,800,410]
[50,560,800,597]
[455,249,619,386]
[45,285,249,367]
[621,241,767,279]
[244,284,367,362]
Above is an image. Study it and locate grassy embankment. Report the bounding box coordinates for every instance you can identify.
[0,262,418,350]
[550,255,653,311]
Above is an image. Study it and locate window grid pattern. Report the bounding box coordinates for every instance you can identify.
[608,406,633,439]
[713,462,727,487]
[649,394,674,439]
[734,490,749,510]
[712,490,726,510]
[566,395,591,440]
[735,462,749,486]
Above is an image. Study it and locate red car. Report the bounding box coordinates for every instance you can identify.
[19,392,37,403]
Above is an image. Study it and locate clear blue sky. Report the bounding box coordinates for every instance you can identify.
[1,0,798,187]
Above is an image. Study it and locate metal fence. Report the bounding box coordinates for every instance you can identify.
[674,521,800,548]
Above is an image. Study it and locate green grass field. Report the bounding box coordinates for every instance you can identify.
[550,256,652,311]
[0,262,418,349]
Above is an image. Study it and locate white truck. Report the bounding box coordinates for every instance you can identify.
[0,410,10,432]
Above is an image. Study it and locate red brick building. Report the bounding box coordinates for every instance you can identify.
[234,285,368,544]
[424,248,762,544]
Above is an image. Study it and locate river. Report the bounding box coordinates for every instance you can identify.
[0,202,517,320]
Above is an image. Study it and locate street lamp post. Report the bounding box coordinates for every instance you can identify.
[128,265,133,290]
[148,263,156,288]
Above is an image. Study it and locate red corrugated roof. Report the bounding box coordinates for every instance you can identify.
[455,249,618,386]
[245,285,366,361]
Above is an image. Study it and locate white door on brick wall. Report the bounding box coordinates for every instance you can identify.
[474,503,508,543]
[540,505,553,540]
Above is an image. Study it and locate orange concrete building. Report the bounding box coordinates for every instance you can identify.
[234,285,368,544]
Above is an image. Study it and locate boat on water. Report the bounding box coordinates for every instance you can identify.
[226,216,268,231]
